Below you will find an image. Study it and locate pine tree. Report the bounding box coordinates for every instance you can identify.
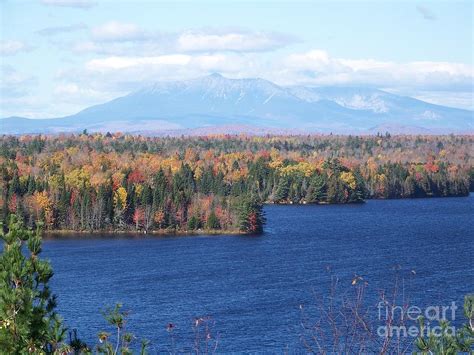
[206,211,220,230]
[306,174,326,203]
[237,196,265,234]
[187,215,201,230]
[274,177,289,202]
[326,174,345,203]
[0,215,68,353]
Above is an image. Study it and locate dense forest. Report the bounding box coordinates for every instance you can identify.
[0,133,472,234]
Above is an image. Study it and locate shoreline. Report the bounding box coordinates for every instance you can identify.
[264,192,470,205]
[42,194,472,238]
[44,228,248,237]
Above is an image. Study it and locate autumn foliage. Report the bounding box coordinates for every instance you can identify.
[0,133,471,233]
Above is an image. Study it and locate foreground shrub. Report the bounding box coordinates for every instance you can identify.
[415,294,474,354]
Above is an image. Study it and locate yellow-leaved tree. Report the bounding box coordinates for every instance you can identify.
[340,171,357,190]
[113,186,127,226]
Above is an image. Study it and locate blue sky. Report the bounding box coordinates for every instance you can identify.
[1,0,473,118]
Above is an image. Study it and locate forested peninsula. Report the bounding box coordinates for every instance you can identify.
[0,134,472,234]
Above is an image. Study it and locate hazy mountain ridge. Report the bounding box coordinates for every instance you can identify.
[1,73,472,135]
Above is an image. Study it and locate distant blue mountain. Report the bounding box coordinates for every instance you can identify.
[1,73,472,134]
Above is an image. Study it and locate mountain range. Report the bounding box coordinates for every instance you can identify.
[1,73,472,135]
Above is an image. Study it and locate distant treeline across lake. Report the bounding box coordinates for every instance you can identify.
[0,134,472,233]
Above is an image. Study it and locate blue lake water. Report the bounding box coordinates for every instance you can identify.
[43,195,474,352]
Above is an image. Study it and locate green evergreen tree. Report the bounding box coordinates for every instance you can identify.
[187,215,201,230]
[238,196,265,234]
[206,211,220,230]
[326,174,345,203]
[274,176,289,202]
[306,174,326,203]
[0,215,68,353]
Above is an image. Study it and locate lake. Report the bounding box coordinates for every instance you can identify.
[43,195,474,352]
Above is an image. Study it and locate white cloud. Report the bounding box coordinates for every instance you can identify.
[415,92,473,110]
[40,0,96,9]
[85,55,192,71]
[280,50,474,90]
[53,52,258,99]
[2,76,114,118]
[70,40,160,56]
[91,21,147,42]
[177,30,294,52]
[67,24,295,56]
[286,50,331,69]
[53,83,116,103]
[338,58,392,71]
[0,40,31,55]
[191,54,249,72]
[0,65,36,98]
[386,88,474,110]
[0,66,41,118]
[82,53,255,77]
[37,23,88,36]
[71,41,101,53]
[0,95,54,118]
[44,48,474,118]
[54,49,473,102]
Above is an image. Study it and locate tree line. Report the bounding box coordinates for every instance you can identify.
[0,133,472,233]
